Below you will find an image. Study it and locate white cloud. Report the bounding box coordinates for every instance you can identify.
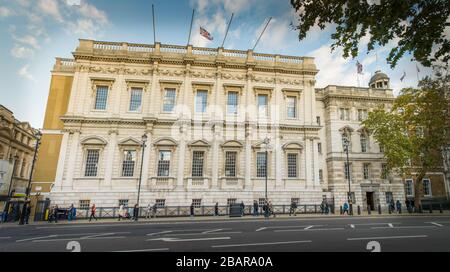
[11,45,35,59]
[18,65,36,82]
[78,2,108,25]
[38,0,64,23]
[13,35,41,49]
[0,6,13,18]
[68,18,99,38]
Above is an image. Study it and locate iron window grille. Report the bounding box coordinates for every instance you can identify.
[381,164,388,179]
[256,152,268,178]
[291,198,300,204]
[360,134,368,153]
[192,151,205,177]
[156,199,166,208]
[385,192,393,204]
[157,151,171,177]
[287,153,298,178]
[344,162,352,180]
[192,199,202,208]
[129,88,143,112]
[225,151,237,177]
[79,200,90,210]
[122,150,136,177]
[227,198,237,205]
[258,198,266,206]
[423,179,432,196]
[118,199,129,208]
[85,149,100,177]
[94,86,108,110]
[405,179,414,196]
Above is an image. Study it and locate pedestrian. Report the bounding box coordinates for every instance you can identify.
[133,204,139,221]
[396,200,402,213]
[263,201,268,219]
[253,200,259,216]
[145,203,152,219]
[240,201,245,216]
[321,200,328,214]
[269,201,275,218]
[89,204,97,222]
[68,204,74,222]
[190,203,194,218]
[152,203,157,218]
[24,201,31,225]
[325,201,330,214]
[118,205,124,221]
[289,200,297,216]
[343,202,349,215]
[389,199,395,212]
[214,202,219,216]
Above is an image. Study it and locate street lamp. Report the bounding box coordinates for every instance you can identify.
[19,130,42,225]
[343,136,353,215]
[2,155,19,222]
[135,134,147,222]
[262,137,271,202]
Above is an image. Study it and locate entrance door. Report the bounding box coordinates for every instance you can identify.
[366,192,375,210]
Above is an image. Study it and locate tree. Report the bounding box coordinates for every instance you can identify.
[363,70,450,208]
[290,0,450,68]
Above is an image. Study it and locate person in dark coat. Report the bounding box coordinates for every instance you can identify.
[253,201,259,216]
[214,202,219,216]
[190,203,194,217]
[24,202,31,224]
[89,204,97,222]
[396,200,402,213]
[133,204,139,221]
[240,202,245,216]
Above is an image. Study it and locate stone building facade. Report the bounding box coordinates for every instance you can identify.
[44,39,410,209]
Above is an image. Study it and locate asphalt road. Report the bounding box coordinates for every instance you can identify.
[1,215,450,252]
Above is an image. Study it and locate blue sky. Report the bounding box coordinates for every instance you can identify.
[0,0,434,128]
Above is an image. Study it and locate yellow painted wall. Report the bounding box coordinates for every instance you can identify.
[33,75,73,192]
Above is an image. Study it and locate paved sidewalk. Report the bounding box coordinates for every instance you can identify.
[1,211,450,227]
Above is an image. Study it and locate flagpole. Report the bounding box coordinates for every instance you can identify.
[253,17,272,51]
[221,13,234,48]
[152,4,157,44]
[187,9,195,46]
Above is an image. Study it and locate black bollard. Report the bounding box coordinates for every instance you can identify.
[440,204,443,214]
[357,206,361,215]
[378,204,382,215]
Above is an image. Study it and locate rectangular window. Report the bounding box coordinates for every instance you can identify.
[94,86,108,110]
[227,91,238,115]
[227,198,237,205]
[129,88,143,112]
[256,152,268,178]
[318,143,322,154]
[195,90,208,113]
[358,109,368,121]
[85,149,99,177]
[385,192,393,204]
[381,164,388,179]
[225,151,237,177]
[291,198,299,204]
[163,89,176,112]
[192,151,205,177]
[79,200,90,210]
[286,96,297,118]
[339,108,350,120]
[405,179,414,196]
[192,199,202,208]
[287,153,298,178]
[363,163,370,180]
[258,94,268,117]
[344,162,351,180]
[118,199,129,207]
[360,135,367,153]
[316,116,321,126]
[122,150,136,177]
[258,198,266,206]
[157,151,171,177]
[423,179,432,196]
[319,169,323,181]
[156,199,166,208]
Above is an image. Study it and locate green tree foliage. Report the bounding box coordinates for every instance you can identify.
[363,71,450,206]
[290,0,450,68]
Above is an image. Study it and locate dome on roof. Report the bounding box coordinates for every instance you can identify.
[369,70,389,85]
[369,70,390,89]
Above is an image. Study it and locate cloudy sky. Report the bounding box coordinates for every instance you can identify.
[0,0,435,128]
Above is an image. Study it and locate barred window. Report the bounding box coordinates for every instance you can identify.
[192,199,202,208]
[225,151,237,177]
[192,151,205,177]
[342,134,351,152]
[287,153,298,178]
[129,88,143,112]
[122,150,136,177]
[118,199,129,207]
[163,89,176,112]
[286,96,297,118]
[256,152,267,178]
[79,200,90,210]
[156,199,166,208]
[381,164,388,179]
[227,91,238,115]
[258,198,266,206]
[291,198,299,204]
[227,198,237,205]
[258,94,268,117]
[363,163,370,180]
[423,179,432,196]
[195,90,208,113]
[157,151,171,177]
[94,86,108,110]
[85,149,99,177]
[360,134,368,153]
[344,162,351,180]
[405,179,414,196]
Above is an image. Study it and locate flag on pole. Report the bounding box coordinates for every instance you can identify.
[200,27,213,41]
[356,61,363,74]
[400,71,406,82]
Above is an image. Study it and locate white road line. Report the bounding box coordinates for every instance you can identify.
[371,226,437,229]
[163,231,242,237]
[304,226,314,230]
[212,240,312,248]
[113,248,169,252]
[147,231,173,236]
[148,237,231,242]
[256,227,266,232]
[0,237,11,239]
[32,236,127,243]
[388,223,394,228]
[347,235,428,241]
[275,228,345,233]
[350,223,401,226]
[429,222,444,227]
[350,224,355,229]
[202,229,223,234]
[256,225,321,232]
[80,233,115,239]
[16,235,57,243]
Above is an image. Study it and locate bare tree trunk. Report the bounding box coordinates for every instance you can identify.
[414,170,427,210]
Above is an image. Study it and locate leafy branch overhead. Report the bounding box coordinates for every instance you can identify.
[290,0,450,68]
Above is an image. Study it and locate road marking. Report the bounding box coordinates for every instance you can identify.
[256,225,322,232]
[256,227,266,232]
[147,231,173,236]
[32,236,127,243]
[148,237,231,242]
[0,237,11,239]
[388,223,394,228]
[429,222,444,227]
[350,223,401,226]
[275,228,345,233]
[164,231,242,236]
[350,224,355,229]
[371,226,437,229]
[113,248,169,252]
[212,240,312,248]
[304,226,314,230]
[16,235,57,243]
[80,233,116,239]
[348,235,428,241]
[202,229,223,234]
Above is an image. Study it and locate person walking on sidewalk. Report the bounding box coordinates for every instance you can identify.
[269,201,275,218]
[289,200,297,216]
[190,203,194,218]
[240,201,245,216]
[89,204,97,222]
[263,201,269,219]
[343,202,349,215]
[48,205,58,223]
[118,205,124,221]
[68,204,74,222]
[132,204,139,221]
[396,200,402,213]
[253,200,259,216]
[152,203,157,218]
[24,201,31,225]
[214,202,219,216]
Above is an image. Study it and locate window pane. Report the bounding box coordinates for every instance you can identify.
[95,86,108,110]
[405,180,413,196]
[192,199,202,207]
[129,88,143,111]
[287,153,298,178]
[344,163,351,180]
[363,163,370,179]
[258,95,268,117]
[85,150,99,177]
[163,89,176,112]
[227,92,238,114]
[122,150,136,177]
[385,192,393,204]
[287,96,296,118]
[423,180,431,196]
[157,151,171,177]
[192,151,204,177]
[196,90,208,113]
[360,134,367,153]
[256,152,267,178]
[225,151,237,177]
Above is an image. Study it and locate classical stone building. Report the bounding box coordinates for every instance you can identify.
[40,39,417,209]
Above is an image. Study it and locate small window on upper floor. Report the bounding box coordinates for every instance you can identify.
[286,96,297,118]
[129,88,143,112]
[163,89,176,113]
[94,86,109,110]
[339,108,350,121]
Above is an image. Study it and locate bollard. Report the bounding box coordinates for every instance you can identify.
[367,206,371,215]
[357,206,361,215]
[440,204,443,214]
[340,206,343,215]
[378,204,382,215]
[429,204,433,213]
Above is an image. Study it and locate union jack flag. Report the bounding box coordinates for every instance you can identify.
[200,27,213,41]
[356,61,363,74]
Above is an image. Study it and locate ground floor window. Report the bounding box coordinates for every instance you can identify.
[79,200,90,210]
[118,199,129,207]
[155,199,166,208]
[405,179,414,196]
[227,198,237,205]
[423,179,432,196]
[291,198,299,205]
[385,192,393,204]
[192,199,202,208]
[258,198,266,206]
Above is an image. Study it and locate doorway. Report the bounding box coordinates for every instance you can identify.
[366,192,375,210]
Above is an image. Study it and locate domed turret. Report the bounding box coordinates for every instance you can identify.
[369,70,390,89]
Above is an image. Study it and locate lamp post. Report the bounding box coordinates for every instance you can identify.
[2,155,19,222]
[19,130,42,225]
[343,136,353,215]
[262,137,271,202]
[135,134,147,222]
